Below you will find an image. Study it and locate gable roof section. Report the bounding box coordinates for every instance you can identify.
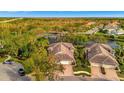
[49,42,74,50]
[86,43,113,53]
[86,43,118,67]
[48,42,75,63]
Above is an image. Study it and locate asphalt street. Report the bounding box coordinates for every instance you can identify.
[0,63,31,81]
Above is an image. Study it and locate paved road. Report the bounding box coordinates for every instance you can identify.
[0,18,23,23]
[0,63,31,81]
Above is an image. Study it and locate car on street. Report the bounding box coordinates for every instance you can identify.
[18,68,25,76]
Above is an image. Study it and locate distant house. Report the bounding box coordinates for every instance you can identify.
[107,28,124,35]
[48,42,75,77]
[103,23,124,35]
[116,28,124,35]
[85,27,99,34]
[86,43,119,81]
[86,21,96,26]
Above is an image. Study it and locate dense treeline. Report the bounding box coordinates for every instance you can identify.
[1,17,124,34]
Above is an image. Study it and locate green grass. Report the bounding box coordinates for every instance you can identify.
[74,73,91,77]
[73,66,91,73]
[95,31,105,35]
[117,72,124,81]
[117,72,124,77]
[0,57,6,63]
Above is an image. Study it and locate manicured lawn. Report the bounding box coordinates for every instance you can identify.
[73,66,91,73]
[117,72,124,81]
[95,31,105,35]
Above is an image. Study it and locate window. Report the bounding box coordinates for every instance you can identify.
[100,67,106,75]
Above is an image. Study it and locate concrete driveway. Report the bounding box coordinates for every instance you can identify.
[0,63,31,81]
[56,64,74,77]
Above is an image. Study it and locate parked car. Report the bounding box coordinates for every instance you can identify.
[3,60,14,64]
[18,68,25,76]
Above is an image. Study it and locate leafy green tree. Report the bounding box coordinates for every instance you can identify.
[31,47,63,81]
[90,35,107,43]
[115,42,124,73]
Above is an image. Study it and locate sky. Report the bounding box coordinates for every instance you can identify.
[0,11,124,17]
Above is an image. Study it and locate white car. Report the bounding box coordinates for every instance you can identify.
[3,60,15,64]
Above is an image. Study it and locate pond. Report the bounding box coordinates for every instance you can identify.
[86,40,120,49]
[46,34,121,49]
[107,40,120,49]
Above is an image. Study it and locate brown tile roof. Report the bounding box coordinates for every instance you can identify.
[55,53,75,62]
[90,54,118,66]
[49,42,74,50]
[86,43,113,53]
[86,43,118,67]
[48,42,75,64]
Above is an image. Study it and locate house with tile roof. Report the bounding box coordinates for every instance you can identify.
[103,22,124,35]
[48,42,75,78]
[86,43,119,81]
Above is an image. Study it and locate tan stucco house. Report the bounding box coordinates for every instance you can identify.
[48,42,75,78]
[86,43,119,81]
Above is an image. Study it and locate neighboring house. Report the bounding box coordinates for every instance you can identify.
[85,27,99,34]
[86,21,96,26]
[104,24,118,30]
[104,24,118,35]
[103,23,124,35]
[116,28,124,35]
[48,42,76,78]
[107,28,124,35]
[86,43,119,81]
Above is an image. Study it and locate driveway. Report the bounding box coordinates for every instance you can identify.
[0,63,31,81]
[56,64,74,77]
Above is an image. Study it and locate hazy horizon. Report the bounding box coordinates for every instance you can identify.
[0,11,124,18]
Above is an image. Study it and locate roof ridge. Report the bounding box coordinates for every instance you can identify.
[89,53,102,62]
[99,45,118,63]
[55,52,75,62]
[90,43,98,49]
[101,56,109,65]
[89,44,118,65]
